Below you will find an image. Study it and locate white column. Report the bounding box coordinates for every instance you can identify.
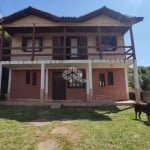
[7,69,12,99]
[124,67,129,99]
[133,60,141,101]
[40,63,45,101]
[88,61,93,101]
[0,63,2,95]
[86,67,90,101]
[45,68,48,100]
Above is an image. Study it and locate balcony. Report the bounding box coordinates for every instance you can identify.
[0,26,136,62]
[1,45,134,62]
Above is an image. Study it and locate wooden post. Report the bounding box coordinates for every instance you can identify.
[129,27,136,60]
[98,27,102,59]
[63,27,66,60]
[130,27,141,102]
[31,24,36,61]
[0,27,4,61]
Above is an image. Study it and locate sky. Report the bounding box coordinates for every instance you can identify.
[0,0,149,66]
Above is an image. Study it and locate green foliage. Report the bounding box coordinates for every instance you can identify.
[0,26,12,46]
[138,66,150,90]
[128,66,150,91]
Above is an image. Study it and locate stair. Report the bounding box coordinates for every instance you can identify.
[50,102,62,109]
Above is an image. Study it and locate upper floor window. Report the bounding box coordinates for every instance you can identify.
[70,38,78,58]
[96,36,117,51]
[22,37,43,52]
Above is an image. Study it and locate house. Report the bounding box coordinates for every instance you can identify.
[0,6,143,105]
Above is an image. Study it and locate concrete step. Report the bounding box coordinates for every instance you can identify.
[50,102,62,109]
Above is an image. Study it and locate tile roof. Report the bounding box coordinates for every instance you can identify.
[0,6,143,24]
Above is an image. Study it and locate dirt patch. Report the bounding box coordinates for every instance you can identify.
[69,132,83,140]
[36,139,59,150]
[51,126,70,135]
[31,119,51,126]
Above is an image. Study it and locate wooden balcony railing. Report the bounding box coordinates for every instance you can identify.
[1,45,134,61]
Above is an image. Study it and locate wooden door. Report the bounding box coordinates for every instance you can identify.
[52,72,66,100]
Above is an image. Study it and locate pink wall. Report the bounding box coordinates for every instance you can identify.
[10,70,40,99]
[92,68,127,100]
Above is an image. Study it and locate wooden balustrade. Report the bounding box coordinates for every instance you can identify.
[1,45,134,61]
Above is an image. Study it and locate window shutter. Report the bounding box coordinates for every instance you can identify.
[53,37,64,60]
[96,36,99,51]
[78,37,87,59]
[22,37,27,51]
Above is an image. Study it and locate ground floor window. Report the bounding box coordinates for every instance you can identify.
[99,71,114,87]
[25,70,37,86]
[108,72,114,85]
[26,70,30,84]
[68,71,85,88]
[99,73,105,87]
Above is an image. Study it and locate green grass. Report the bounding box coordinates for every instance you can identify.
[0,105,150,150]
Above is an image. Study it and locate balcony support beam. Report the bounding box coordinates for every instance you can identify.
[31,24,36,61]
[0,27,4,61]
[63,27,66,60]
[98,27,102,59]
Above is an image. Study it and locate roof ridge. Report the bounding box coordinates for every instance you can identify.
[0,6,143,24]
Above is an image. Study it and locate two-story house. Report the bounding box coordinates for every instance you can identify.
[0,6,143,105]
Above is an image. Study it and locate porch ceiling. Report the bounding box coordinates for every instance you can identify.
[5,26,129,35]
[1,59,132,69]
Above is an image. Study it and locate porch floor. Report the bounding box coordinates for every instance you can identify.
[0,99,135,106]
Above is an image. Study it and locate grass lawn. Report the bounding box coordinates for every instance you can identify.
[0,105,149,150]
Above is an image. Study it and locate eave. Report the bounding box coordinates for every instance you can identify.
[0,6,144,25]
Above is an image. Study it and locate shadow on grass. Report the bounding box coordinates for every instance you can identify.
[0,105,131,123]
[133,119,150,126]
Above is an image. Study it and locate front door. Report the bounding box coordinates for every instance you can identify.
[52,72,66,100]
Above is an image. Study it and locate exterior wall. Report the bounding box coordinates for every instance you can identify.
[8,67,127,102]
[92,68,127,100]
[4,15,131,27]
[66,69,87,100]
[66,88,87,100]
[10,69,40,99]
[11,33,53,61]
[47,69,87,100]
[11,32,125,61]
[88,33,125,60]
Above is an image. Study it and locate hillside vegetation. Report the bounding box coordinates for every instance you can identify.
[128,66,150,91]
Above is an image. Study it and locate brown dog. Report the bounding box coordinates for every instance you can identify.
[134,103,150,121]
